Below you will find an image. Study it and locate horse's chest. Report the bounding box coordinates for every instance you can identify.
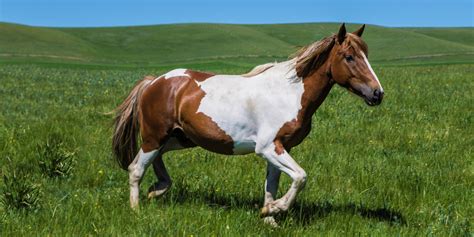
[279,119,312,149]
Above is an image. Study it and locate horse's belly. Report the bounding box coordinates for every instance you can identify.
[231,140,256,155]
[180,121,257,155]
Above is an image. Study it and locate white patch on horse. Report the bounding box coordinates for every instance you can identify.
[196,60,304,154]
[360,51,383,93]
[165,68,189,79]
[151,69,189,85]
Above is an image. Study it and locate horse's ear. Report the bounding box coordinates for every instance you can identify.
[353,24,365,37]
[337,23,346,44]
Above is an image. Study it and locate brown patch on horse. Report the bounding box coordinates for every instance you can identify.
[185,70,215,82]
[273,140,286,155]
[138,75,186,152]
[275,69,335,151]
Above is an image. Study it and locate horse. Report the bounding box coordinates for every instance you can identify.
[112,23,384,225]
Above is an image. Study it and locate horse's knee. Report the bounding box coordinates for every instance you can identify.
[294,170,307,188]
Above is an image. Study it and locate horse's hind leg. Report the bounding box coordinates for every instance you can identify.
[148,135,196,199]
[129,148,159,209]
[147,155,172,199]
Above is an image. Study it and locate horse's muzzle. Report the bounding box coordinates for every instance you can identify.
[365,89,384,106]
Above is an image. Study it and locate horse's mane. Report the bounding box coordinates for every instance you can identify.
[292,35,336,78]
[241,34,349,79]
[241,62,276,77]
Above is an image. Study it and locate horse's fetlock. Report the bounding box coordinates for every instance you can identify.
[279,204,289,212]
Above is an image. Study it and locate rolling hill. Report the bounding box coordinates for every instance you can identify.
[0,22,472,67]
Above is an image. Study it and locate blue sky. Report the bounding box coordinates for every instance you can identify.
[0,0,472,27]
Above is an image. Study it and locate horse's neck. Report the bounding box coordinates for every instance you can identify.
[251,59,333,122]
[298,67,334,123]
[259,59,334,123]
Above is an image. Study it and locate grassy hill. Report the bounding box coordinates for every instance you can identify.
[0,22,472,67]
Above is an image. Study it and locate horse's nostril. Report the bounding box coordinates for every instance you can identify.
[372,89,384,105]
[374,89,380,98]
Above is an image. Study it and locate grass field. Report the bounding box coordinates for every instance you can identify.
[0,23,473,236]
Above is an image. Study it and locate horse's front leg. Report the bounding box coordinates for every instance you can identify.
[258,142,307,217]
[128,148,159,209]
[262,163,282,226]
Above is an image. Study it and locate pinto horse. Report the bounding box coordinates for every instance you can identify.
[112,23,384,224]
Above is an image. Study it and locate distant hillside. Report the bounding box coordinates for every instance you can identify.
[0,22,472,67]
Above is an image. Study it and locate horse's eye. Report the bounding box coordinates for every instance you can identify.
[345,55,354,62]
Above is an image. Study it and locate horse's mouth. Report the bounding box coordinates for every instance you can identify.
[365,98,376,106]
[347,87,374,106]
[364,96,382,106]
[346,86,382,106]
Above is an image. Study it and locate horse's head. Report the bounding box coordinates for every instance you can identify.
[329,23,384,106]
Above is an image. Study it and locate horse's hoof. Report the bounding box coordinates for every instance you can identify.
[261,202,285,218]
[147,182,171,199]
[263,216,279,227]
[260,206,270,218]
[147,189,168,199]
[130,202,139,211]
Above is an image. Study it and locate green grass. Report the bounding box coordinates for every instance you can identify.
[0,22,473,235]
[0,62,472,236]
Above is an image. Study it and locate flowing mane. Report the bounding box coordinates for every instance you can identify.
[293,35,336,78]
[241,35,337,79]
[241,62,276,77]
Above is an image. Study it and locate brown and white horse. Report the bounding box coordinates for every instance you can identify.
[112,23,384,224]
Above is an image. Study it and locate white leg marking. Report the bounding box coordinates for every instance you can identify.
[258,144,307,217]
[361,51,384,92]
[128,148,159,208]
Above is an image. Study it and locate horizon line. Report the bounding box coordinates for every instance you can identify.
[1,21,473,29]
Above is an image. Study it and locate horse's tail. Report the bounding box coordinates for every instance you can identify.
[112,76,154,170]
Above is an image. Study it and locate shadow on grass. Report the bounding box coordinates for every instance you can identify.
[155,184,406,226]
[287,201,406,226]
